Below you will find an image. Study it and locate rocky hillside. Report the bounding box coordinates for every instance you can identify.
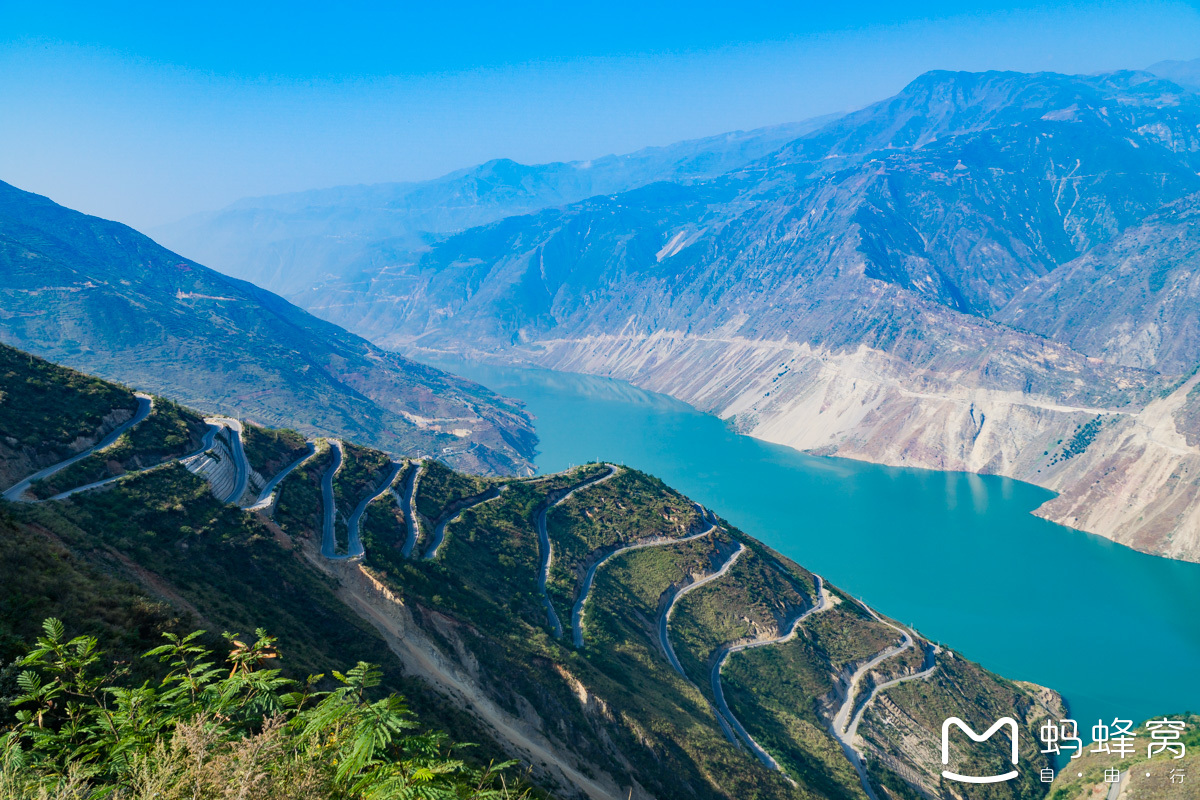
[292,68,1200,561]
[0,344,1069,800]
[0,181,536,475]
[999,193,1200,374]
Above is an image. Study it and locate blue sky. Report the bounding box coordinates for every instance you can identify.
[2,1,1199,229]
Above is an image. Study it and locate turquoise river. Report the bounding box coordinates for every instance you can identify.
[436,359,1200,731]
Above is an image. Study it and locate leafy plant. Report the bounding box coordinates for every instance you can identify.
[2,619,524,800]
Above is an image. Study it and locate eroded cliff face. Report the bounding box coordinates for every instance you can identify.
[451,329,1200,563]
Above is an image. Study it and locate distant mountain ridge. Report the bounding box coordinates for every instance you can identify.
[0,180,536,474]
[150,115,841,295]
[1147,56,1200,91]
[291,67,1200,561]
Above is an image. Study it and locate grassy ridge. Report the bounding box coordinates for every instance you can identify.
[860,655,1059,799]
[275,439,333,541]
[669,543,817,683]
[9,465,377,680]
[333,441,392,551]
[0,507,179,672]
[1,345,1080,800]
[545,469,701,635]
[0,342,138,490]
[241,422,308,478]
[360,477,408,552]
[414,459,493,521]
[0,342,137,451]
[721,636,865,799]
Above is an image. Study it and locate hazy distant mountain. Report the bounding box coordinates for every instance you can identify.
[301,68,1200,561]
[150,116,840,296]
[1147,57,1200,91]
[325,69,1200,343]
[0,180,535,474]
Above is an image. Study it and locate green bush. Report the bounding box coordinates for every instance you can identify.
[1,619,524,800]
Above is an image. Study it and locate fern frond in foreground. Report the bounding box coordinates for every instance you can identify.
[1,619,525,800]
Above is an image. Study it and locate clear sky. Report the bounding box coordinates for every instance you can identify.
[2,1,1199,230]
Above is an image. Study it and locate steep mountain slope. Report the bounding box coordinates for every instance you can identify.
[999,192,1200,374]
[151,116,839,296]
[0,345,1066,800]
[294,68,1200,561]
[0,180,536,475]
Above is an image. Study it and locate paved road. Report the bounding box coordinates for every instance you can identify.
[43,418,218,503]
[844,642,937,744]
[710,574,831,773]
[1106,771,1126,800]
[395,461,423,557]
[572,523,719,648]
[319,440,345,559]
[828,602,937,800]
[344,461,404,559]
[658,542,746,745]
[424,485,505,560]
[3,394,153,502]
[535,465,619,638]
[247,442,317,511]
[180,423,220,463]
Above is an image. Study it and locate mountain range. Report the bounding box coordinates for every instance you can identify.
[0,180,535,475]
[220,66,1200,562]
[5,55,1200,800]
[150,115,840,297]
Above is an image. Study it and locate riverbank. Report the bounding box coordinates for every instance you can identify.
[422,357,1200,733]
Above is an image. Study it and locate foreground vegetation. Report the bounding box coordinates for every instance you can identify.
[1,620,523,799]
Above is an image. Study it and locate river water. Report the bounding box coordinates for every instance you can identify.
[437,359,1200,730]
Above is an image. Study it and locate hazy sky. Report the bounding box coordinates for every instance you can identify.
[2,1,1199,230]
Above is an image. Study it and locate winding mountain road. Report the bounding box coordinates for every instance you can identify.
[571,522,719,648]
[658,541,746,745]
[180,423,220,463]
[2,394,153,502]
[49,420,226,503]
[247,442,317,511]
[710,574,832,773]
[206,417,250,504]
[424,485,506,560]
[319,440,345,559]
[828,603,938,800]
[535,465,619,638]
[393,461,423,557]
[344,460,404,559]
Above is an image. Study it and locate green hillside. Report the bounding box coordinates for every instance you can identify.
[0,180,535,476]
[1,343,1143,800]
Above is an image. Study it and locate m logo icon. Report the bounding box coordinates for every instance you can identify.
[941,716,1020,784]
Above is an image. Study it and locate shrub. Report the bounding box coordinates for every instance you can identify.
[1,619,523,800]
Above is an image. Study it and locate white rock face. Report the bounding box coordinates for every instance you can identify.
[525,331,1200,562]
